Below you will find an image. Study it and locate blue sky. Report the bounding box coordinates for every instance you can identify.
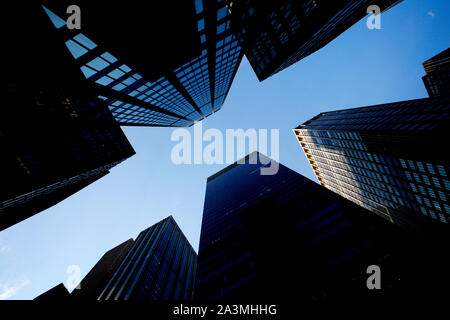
[1,0,449,300]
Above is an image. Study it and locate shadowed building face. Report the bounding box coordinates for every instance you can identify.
[195,153,421,303]
[226,0,403,81]
[96,216,197,301]
[71,239,135,300]
[1,3,135,231]
[41,1,243,126]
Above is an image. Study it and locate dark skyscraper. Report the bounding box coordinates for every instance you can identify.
[195,152,436,304]
[226,0,402,80]
[41,1,243,126]
[34,283,72,301]
[293,96,450,230]
[422,48,450,97]
[72,239,135,300]
[94,216,197,300]
[1,3,135,231]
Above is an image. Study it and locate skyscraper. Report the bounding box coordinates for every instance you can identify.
[41,1,243,126]
[195,152,433,304]
[1,3,135,231]
[293,96,450,230]
[95,216,197,300]
[422,48,450,97]
[34,283,72,301]
[72,239,135,300]
[226,0,402,80]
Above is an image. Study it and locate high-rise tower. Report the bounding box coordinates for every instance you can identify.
[96,216,197,300]
[40,1,243,126]
[195,153,435,304]
[226,0,403,80]
[422,48,450,97]
[294,96,450,230]
[1,3,135,231]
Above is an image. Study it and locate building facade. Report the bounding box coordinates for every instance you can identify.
[294,96,450,230]
[95,216,197,300]
[41,1,243,126]
[195,152,429,304]
[34,283,72,301]
[0,88,135,231]
[422,48,450,98]
[226,0,402,80]
[72,239,135,300]
[1,3,135,231]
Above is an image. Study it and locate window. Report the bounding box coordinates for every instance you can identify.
[399,159,407,169]
[87,57,109,71]
[432,177,441,188]
[198,19,205,31]
[413,173,421,183]
[217,6,227,20]
[416,162,425,172]
[428,188,436,198]
[65,40,88,59]
[415,195,423,204]
[438,191,446,202]
[73,34,97,49]
[101,52,118,63]
[437,165,447,177]
[426,163,436,174]
[80,66,95,78]
[444,180,450,191]
[95,76,114,86]
[108,69,125,79]
[42,5,66,28]
[195,0,203,14]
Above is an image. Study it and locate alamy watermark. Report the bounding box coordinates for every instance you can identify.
[66,265,81,291]
[66,5,81,29]
[62,4,383,31]
[170,122,280,175]
[367,5,382,30]
[366,265,381,289]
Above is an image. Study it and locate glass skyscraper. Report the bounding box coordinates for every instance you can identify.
[195,152,433,304]
[2,3,135,231]
[422,48,450,98]
[294,96,450,230]
[95,216,197,300]
[41,1,243,126]
[226,0,402,80]
[37,217,196,300]
[72,239,135,300]
[0,88,135,231]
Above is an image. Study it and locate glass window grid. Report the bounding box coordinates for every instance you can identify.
[45,8,199,124]
[44,3,243,126]
[297,129,450,223]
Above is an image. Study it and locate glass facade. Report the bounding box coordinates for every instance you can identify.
[42,1,243,126]
[1,86,135,231]
[195,152,416,303]
[422,48,450,98]
[97,216,197,300]
[226,0,402,80]
[294,96,450,229]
